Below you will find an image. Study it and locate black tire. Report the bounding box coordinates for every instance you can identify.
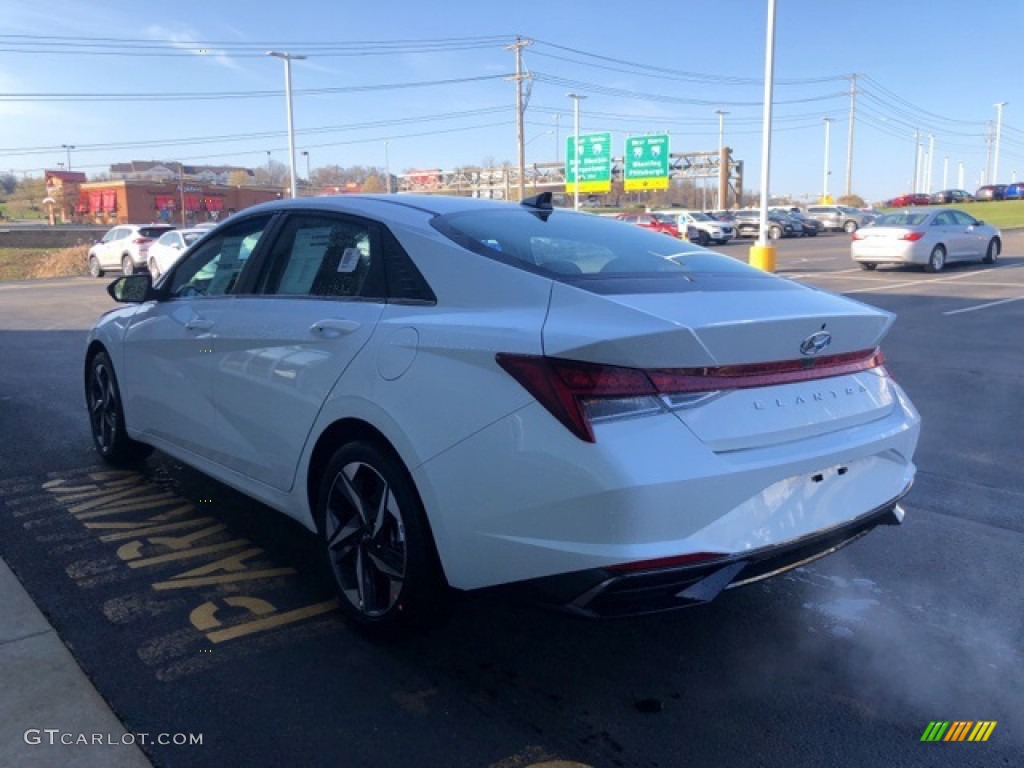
[768,225,782,240]
[858,262,877,271]
[88,255,104,278]
[86,350,154,465]
[121,255,135,276]
[697,231,710,246]
[315,440,447,638]
[982,238,999,265]
[807,229,818,237]
[148,258,160,280]
[925,245,946,273]
[844,220,858,234]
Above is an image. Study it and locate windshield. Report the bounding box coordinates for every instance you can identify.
[876,212,929,227]
[689,212,713,222]
[139,226,173,238]
[183,232,203,245]
[432,209,765,292]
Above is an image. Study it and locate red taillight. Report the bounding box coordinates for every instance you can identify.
[496,349,885,443]
[899,232,925,241]
[607,551,727,572]
[132,237,152,244]
[851,231,864,241]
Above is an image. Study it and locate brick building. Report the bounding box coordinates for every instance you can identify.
[44,170,88,223]
[74,180,279,226]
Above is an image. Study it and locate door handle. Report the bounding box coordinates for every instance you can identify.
[185,318,214,331]
[310,318,361,336]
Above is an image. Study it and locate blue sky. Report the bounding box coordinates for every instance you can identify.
[2,0,1022,203]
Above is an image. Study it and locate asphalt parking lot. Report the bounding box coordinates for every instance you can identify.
[1,231,1022,767]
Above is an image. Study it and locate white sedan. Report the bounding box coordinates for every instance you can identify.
[86,194,920,636]
[851,209,1001,272]
[146,228,206,279]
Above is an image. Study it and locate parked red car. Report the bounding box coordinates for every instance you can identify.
[888,193,932,208]
[615,213,681,238]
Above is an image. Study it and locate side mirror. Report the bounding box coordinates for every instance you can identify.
[107,274,155,304]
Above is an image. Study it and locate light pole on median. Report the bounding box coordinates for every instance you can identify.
[751,0,778,272]
[993,101,1008,184]
[266,51,307,199]
[567,93,587,211]
[822,118,832,203]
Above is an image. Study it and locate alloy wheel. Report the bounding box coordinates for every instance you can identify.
[88,361,119,454]
[324,461,407,617]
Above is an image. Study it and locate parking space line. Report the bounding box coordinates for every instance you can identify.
[843,263,1024,295]
[942,295,1024,316]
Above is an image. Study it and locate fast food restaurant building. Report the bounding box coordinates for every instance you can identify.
[74,180,279,226]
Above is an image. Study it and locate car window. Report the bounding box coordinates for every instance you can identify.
[182,232,202,246]
[877,212,928,227]
[933,212,953,226]
[261,213,385,300]
[167,215,271,298]
[140,226,172,238]
[156,232,175,246]
[950,211,976,226]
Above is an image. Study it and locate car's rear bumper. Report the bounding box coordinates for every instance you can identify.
[508,489,910,617]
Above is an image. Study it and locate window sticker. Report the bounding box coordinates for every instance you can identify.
[337,247,361,273]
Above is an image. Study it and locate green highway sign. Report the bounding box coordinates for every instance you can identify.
[624,134,670,191]
[565,132,612,193]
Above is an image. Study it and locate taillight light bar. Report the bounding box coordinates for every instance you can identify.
[899,232,925,241]
[496,348,885,443]
[132,237,152,244]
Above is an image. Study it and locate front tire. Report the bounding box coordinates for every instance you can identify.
[925,245,946,273]
[86,351,153,465]
[121,255,135,275]
[316,440,447,638]
[982,238,999,264]
[858,262,877,271]
[697,231,710,246]
[88,255,104,278]
[768,225,782,240]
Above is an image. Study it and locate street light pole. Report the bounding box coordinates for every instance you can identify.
[993,101,1008,184]
[822,118,832,202]
[301,150,310,183]
[266,51,307,199]
[62,144,75,171]
[384,141,391,194]
[567,93,586,211]
[554,113,560,164]
[751,0,777,272]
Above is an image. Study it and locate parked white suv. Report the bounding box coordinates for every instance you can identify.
[654,210,734,245]
[87,224,175,278]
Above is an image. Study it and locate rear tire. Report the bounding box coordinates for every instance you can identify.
[697,231,710,246]
[315,440,448,639]
[858,262,877,271]
[768,225,782,240]
[86,351,154,465]
[88,255,104,278]
[844,220,858,234]
[925,245,946,273]
[148,258,160,279]
[982,238,999,264]
[121,255,135,276]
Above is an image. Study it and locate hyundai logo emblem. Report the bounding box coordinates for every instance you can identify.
[800,330,832,356]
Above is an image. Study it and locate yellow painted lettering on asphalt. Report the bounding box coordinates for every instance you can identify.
[189,596,277,631]
[121,539,250,569]
[205,599,338,644]
[151,547,296,589]
[94,517,217,543]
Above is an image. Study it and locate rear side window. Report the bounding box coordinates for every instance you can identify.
[261,213,385,300]
[139,226,172,238]
[432,209,766,293]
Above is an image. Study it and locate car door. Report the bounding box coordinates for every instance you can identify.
[120,214,275,460]
[930,211,963,259]
[207,211,388,492]
[98,227,126,268]
[950,210,987,259]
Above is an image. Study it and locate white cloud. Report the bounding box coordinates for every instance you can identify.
[144,24,242,72]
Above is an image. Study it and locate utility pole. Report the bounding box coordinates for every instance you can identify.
[62,144,75,172]
[384,141,391,194]
[178,164,186,228]
[567,93,586,211]
[942,156,948,190]
[266,51,306,199]
[984,122,994,185]
[508,37,532,201]
[845,73,857,197]
[301,151,310,183]
[993,101,1007,184]
[715,109,729,208]
[911,129,920,194]
[926,134,934,193]
[957,161,964,189]
[822,117,832,202]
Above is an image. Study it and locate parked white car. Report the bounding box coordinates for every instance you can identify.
[87,224,175,277]
[655,209,734,245]
[86,194,920,636]
[146,228,206,279]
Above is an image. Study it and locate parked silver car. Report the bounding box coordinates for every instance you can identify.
[804,205,874,233]
[851,209,1000,272]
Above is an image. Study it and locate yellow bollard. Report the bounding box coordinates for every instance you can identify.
[749,243,776,272]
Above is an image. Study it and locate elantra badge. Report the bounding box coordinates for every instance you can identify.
[800,330,832,356]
